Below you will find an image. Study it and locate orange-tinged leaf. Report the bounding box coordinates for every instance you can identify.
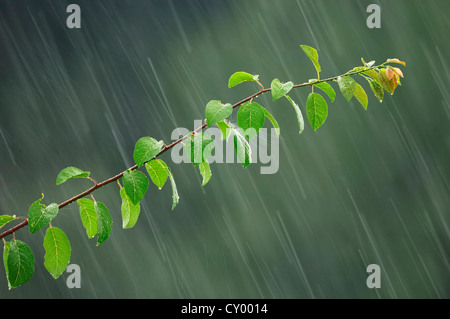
[396,73,402,86]
[385,67,395,80]
[393,75,399,90]
[378,69,396,95]
[386,58,406,66]
[392,67,404,78]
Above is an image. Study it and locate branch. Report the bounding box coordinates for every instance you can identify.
[0,43,407,289]
[0,63,392,240]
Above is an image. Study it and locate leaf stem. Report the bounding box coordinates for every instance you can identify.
[256,81,265,91]
[88,177,98,186]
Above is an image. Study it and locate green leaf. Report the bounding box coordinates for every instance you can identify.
[363,69,379,81]
[77,198,97,239]
[167,168,179,210]
[185,132,215,166]
[145,159,169,190]
[5,240,35,289]
[237,101,265,140]
[353,83,369,110]
[261,107,280,137]
[133,137,164,168]
[314,82,336,102]
[216,120,232,140]
[285,95,304,134]
[233,128,251,168]
[120,188,140,229]
[271,78,294,101]
[0,215,16,230]
[352,66,369,73]
[3,242,11,289]
[56,167,90,185]
[300,45,321,74]
[205,100,233,126]
[95,202,113,246]
[306,93,328,131]
[198,161,212,186]
[123,170,149,205]
[366,78,384,103]
[228,72,259,88]
[43,227,71,279]
[28,196,59,234]
[337,76,356,101]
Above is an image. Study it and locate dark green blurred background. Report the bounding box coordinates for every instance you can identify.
[0,0,449,298]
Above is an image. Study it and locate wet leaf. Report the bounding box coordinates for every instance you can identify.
[28,196,59,234]
[386,58,406,66]
[300,45,321,74]
[228,72,259,88]
[216,120,232,140]
[353,83,369,109]
[95,202,113,246]
[185,133,215,166]
[233,128,251,168]
[237,101,265,140]
[306,93,328,131]
[385,67,395,80]
[5,240,35,289]
[285,95,304,134]
[378,68,397,94]
[123,170,149,205]
[133,137,164,168]
[167,168,179,210]
[205,100,233,126]
[314,82,336,102]
[43,227,71,279]
[77,198,97,239]
[261,107,280,137]
[271,78,294,101]
[146,159,169,190]
[198,161,212,186]
[120,188,140,229]
[391,67,404,78]
[366,78,384,103]
[56,167,90,185]
[0,215,16,230]
[337,76,356,101]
